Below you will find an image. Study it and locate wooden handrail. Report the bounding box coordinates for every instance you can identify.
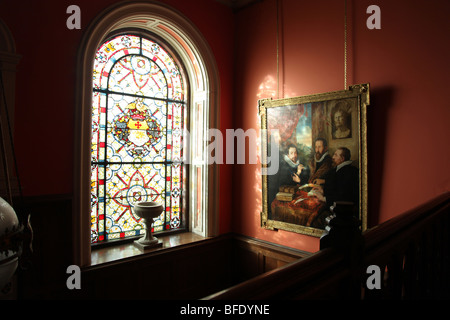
[364,192,449,249]
[204,192,450,300]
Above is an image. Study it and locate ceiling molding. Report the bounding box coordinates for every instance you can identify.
[215,0,264,12]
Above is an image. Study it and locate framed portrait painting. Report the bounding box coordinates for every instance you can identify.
[259,84,370,237]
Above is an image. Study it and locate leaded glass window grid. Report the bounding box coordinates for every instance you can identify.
[90,31,189,246]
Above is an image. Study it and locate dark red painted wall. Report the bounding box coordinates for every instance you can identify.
[232,0,450,252]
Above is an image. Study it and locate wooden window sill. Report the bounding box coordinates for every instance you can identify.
[89,232,209,267]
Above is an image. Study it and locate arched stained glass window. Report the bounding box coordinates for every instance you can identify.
[90,33,187,244]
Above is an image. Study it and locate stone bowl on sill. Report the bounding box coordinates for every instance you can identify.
[133,201,164,250]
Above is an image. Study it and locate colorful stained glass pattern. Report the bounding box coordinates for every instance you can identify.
[91,34,186,244]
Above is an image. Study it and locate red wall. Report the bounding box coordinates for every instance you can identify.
[232,0,450,252]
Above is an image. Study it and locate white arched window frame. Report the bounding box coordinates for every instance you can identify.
[73,2,220,266]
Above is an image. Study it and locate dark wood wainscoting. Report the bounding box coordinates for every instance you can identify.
[75,234,309,300]
[10,194,310,300]
[230,235,310,284]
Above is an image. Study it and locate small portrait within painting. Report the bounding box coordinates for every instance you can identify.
[331,100,352,139]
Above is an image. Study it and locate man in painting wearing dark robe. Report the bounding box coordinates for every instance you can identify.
[312,147,359,212]
[308,147,359,228]
[308,138,332,185]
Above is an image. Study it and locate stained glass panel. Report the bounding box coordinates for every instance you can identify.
[91,33,186,244]
[106,94,167,163]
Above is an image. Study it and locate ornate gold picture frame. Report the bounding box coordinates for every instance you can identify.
[259,84,369,237]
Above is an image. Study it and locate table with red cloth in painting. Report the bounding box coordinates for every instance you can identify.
[271,190,325,227]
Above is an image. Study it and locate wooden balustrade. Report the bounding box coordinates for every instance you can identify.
[11,192,449,299]
[205,192,450,300]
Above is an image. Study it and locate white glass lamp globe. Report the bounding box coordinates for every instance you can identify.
[0,197,20,290]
